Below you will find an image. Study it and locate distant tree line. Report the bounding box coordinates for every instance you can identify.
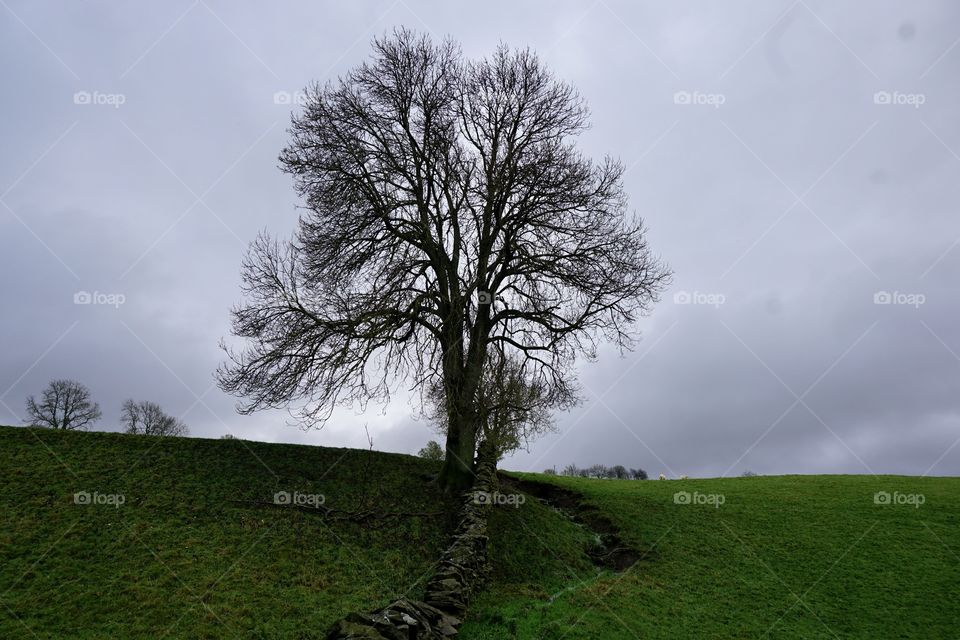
[543,464,648,480]
[22,378,189,437]
[544,466,761,479]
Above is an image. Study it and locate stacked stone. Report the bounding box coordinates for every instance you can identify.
[324,599,459,639]
[326,441,500,640]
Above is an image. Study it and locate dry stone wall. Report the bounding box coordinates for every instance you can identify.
[326,441,499,639]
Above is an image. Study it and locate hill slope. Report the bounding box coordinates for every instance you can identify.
[0,426,591,639]
[2,425,957,638]
[462,472,960,639]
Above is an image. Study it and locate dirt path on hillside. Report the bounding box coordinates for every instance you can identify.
[498,473,641,572]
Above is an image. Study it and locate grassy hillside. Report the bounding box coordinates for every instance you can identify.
[0,426,588,639]
[2,425,957,638]
[463,473,960,639]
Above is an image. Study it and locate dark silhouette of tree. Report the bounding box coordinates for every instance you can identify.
[25,379,101,430]
[474,351,564,459]
[610,464,629,479]
[422,348,564,461]
[417,440,445,461]
[121,400,189,437]
[217,29,670,492]
[630,467,648,480]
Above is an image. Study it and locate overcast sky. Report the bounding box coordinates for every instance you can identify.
[2,0,958,478]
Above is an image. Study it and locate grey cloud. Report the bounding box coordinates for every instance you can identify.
[1,0,958,478]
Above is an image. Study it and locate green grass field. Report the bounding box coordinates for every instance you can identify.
[463,473,960,639]
[0,426,587,639]
[2,425,957,639]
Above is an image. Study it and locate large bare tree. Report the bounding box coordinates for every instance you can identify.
[217,30,670,492]
[25,379,102,430]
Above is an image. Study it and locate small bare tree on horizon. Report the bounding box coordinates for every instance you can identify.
[121,399,189,437]
[25,379,102,431]
[217,29,670,493]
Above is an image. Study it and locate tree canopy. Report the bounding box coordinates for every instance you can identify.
[218,29,670,491]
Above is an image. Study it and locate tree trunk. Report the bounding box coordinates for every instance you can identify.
[439,411,478,494]
[437,308,486,494]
